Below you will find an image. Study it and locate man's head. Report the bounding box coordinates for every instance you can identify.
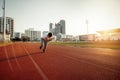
[47,32,52,37]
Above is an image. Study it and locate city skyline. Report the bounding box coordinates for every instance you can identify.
[50,20,66,35]
[0,0,120,36]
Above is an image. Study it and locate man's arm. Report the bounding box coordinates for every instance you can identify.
[44,37,54,41]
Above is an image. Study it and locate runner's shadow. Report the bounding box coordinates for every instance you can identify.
[0,51,44,62]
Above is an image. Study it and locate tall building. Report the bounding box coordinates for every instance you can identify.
[49,20,66,40]
[31,31,41,41]
[60,20,66,34]
[49,20,66,35]
[0,17,14,38]
[25,28,34,39]
[49,23,53,32]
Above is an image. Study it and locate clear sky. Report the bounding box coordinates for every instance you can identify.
[0,0,120,36]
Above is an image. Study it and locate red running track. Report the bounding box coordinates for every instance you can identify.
[0,42,120,80]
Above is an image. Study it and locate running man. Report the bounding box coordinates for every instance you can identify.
[40,32,54,53]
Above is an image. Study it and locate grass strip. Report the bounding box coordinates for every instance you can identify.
[50,41,120,49]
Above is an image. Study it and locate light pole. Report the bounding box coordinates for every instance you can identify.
[3,0,6,41]
[85,19,88,34]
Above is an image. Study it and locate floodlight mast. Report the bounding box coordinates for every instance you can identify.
[86,19,88,34]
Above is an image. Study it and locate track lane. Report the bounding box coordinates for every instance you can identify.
[49,45,120,71]
[22,43,48,80]
[4,46,14,72]
[11,44,22,70]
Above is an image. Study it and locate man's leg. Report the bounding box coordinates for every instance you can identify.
[40,38,44,49]
[43,40,47,53]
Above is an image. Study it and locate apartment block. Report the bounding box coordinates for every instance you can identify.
[0,17,14,38]
[25,28,41,41]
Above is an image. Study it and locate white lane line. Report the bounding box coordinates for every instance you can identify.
[4,46,14,72]
[22,44,48,80]
[11,44,22,70]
